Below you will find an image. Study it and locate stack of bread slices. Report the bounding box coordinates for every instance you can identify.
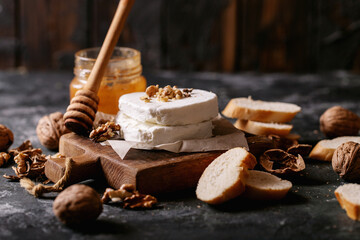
[222,97,301,137]
[196,147,293,204]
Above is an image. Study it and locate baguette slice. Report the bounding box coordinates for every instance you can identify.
[222,97,301,123]
[243,170,292,200]
[196,147,257,204]
[335,184,360,221]
[234,119,293,136]
[309,136,360,161]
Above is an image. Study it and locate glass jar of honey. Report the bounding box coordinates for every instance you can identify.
[70,47,147,115]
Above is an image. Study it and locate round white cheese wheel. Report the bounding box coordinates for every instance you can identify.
[116,113,213,145]
[118,89,218,126]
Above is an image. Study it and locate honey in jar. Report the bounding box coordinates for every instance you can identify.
[70,47,147,115]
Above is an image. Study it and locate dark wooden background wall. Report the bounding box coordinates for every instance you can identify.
[1,0,360,73]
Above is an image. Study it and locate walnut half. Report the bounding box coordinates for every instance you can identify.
[2,140,47,182]
[89,121,120,142]
[101,184,157,209]
[0,124,13,152]
[0,152,10,167]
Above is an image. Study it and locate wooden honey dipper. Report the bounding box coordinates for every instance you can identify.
[64,0,135,136]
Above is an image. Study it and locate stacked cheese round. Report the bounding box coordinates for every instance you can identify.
[116,89,218,145]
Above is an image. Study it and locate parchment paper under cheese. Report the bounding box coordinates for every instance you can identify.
[99,114,248,159]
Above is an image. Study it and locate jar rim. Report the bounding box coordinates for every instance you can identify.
[75,47,140,62]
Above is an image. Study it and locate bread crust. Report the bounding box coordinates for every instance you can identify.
[244,184,290,201]
[234,120,292,136]
[222,98,300,123]
[335,188,360,221]
[204,168,249,205]
[243,170,292,200]
[196,147,257,204]
[309,137,360,161]
[309,142,335,161]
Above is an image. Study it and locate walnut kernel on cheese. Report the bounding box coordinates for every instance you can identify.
[140,85,193,102]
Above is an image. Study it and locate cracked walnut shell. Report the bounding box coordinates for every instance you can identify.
[36,112,70,150]
[0,124,13,152]
[260,149,306,174]
[287,144,312,157]
[320,106,360,138]
[247,135,276,158]
[332,141,360,182]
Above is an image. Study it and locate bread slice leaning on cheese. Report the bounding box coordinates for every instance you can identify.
[335,184,360,221]
[222,97,301,123]
[196,147,257,204]
[243,170,292,200]
[234,119,293,136]
[309,136,360,161]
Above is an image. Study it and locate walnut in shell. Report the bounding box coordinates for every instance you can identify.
[320,106,360,138]
[0,124,13,152]
[36,112,70,150]
[53,184,103,226]
[332,141,360,182]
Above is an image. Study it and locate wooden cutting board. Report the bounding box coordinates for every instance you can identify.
[44,133,224,194]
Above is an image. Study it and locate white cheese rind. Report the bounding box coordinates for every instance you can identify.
[118,89,218,126]
[116,113,213,145]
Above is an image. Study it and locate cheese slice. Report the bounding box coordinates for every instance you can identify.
[116,113,213,146]
[118,89,218,126]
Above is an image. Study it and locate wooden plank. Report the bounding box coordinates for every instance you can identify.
[236,0,360,72]
[314,0,360,72]
[236,0,263,71]
[19,0,88,69]
[45,133,223,194]
[258,0,290,72]
[160,0,229,71]
[221,0,237,72]
[237,0,309,72]
[91,0,118,47]
[0,0,16,69]
[91,0,162,69]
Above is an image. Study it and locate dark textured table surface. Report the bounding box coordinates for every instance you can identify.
[0,70,360,240]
